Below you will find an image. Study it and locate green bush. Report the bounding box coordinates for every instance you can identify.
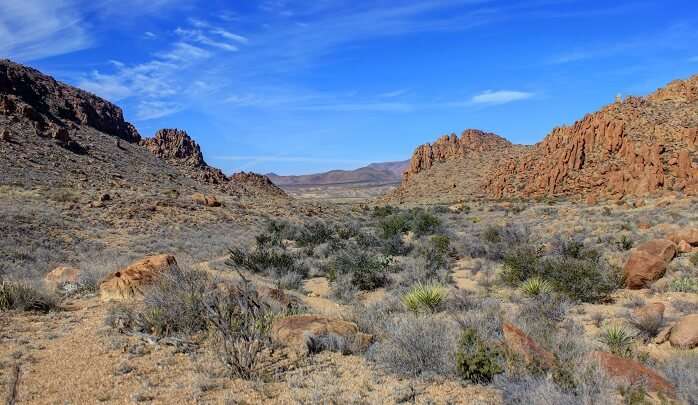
[430,235,451,256]
[537,256,620,303]
[331,249,390,291]
[372,205,399,218]
[0,279,59,312]
[482,226,501,244]
[227,246,308,278]
[500,245,543,285]
[455,327,504,384]
[411,211,441,236]
[378,213,411,239]
[402,283,447,314]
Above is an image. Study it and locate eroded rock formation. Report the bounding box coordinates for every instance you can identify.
[486,75,698,200]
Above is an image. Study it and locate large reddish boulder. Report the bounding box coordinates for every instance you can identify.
[271,314,372,355]
[591,351,675,397]
[99,254,178,301]
[502,323,556,370]
[623,250,667,289]
[634,239,676,263]
[668,314,698,349]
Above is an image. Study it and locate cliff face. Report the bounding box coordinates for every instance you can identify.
[0,59,140,144]
[486,75,698,200]
[386,129,528,203]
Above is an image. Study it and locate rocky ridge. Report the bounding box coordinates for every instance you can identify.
[485,75,698,200]
[141,128,286,197]
[386,129,529,203]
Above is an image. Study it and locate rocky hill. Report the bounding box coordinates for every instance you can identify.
[385,129,529,203]
[486,75,698,201]
[267,160,408,187]
[0,59,300,278]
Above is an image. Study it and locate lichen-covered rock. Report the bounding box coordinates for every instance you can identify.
[44,266,81,290]
[502,323,556,370]
[667,228,698,246]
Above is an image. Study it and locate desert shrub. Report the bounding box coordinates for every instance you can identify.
[455,327,504,384]
[599,325,635,357]
[355,230,381,249]
[411,211,441,237]
[397,256,450,288]
[334,221,360,240]
[482,225,501,244]
[372,205,398,218]
[669,277,698,293]
[500,245,544,285]
[306,333,364,355]
[402,283,447,314]
[537,256,620,303]
[430,235,451,256]
[352,294,404,338]
[227,246,308,278]
[295,220,336,247]
[672,299,698,314]
[661,353,698,405]
[273,271,305,291]
[330,248,389,291]
[205,281,273,379]
[551,237,600,262]
[0,278,59,312]
[520,277,554,297]
[368,314,458,378]
[690,252,698,267]
[628,309,663,340]
[450,294,503,342]
[614,235,634,251]
[378,213,412,239]
[381,234,412,256]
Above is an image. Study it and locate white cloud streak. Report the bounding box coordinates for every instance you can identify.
[471,90,534,105]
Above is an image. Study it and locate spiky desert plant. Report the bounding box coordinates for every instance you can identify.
[599,324,635,357]
[402,282,447,314]
[520,277,554,297]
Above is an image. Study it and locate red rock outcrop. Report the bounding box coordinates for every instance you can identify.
[141,128,206,168]
[591,351,675,396]
[99,254,179,301]
[502,323,556,370]
[486,75,698,200]
[0,59,140,143]
[386,129,528,202]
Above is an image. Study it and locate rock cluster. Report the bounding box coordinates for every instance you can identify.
[486,75,698,200]
[0,59,140,143]
[141,128,206,168]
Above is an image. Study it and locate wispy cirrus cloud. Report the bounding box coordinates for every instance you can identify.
[470,90,534,105]
[0,0,91,61]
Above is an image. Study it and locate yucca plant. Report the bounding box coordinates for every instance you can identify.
[402,283,447,314]
[0,279,58,312]
[599,324,635,357]
[520,277,554,297]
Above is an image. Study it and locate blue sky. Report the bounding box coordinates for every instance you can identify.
[1,0,697,175]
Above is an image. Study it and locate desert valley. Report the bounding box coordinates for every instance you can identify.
[1,3,698,404]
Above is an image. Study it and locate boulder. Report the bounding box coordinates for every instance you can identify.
[502,323,556,370]
[623,250,667,289]
[668,314,698,349]
[257,286,303,313]
[631,302,665,332]
[677,239,693,253]
[271,314,373,355]
[99,254,178,301]
[44,266,81,290]
[667,228,698,246]
[634,239,676,263]
[591,351,675,397]
[192,192,221,207]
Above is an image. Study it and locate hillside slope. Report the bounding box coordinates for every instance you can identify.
[385,129,529,203]
[0,59,298,278]
[486,75,698,200]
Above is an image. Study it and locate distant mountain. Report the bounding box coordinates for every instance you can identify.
[267,160,409,187]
